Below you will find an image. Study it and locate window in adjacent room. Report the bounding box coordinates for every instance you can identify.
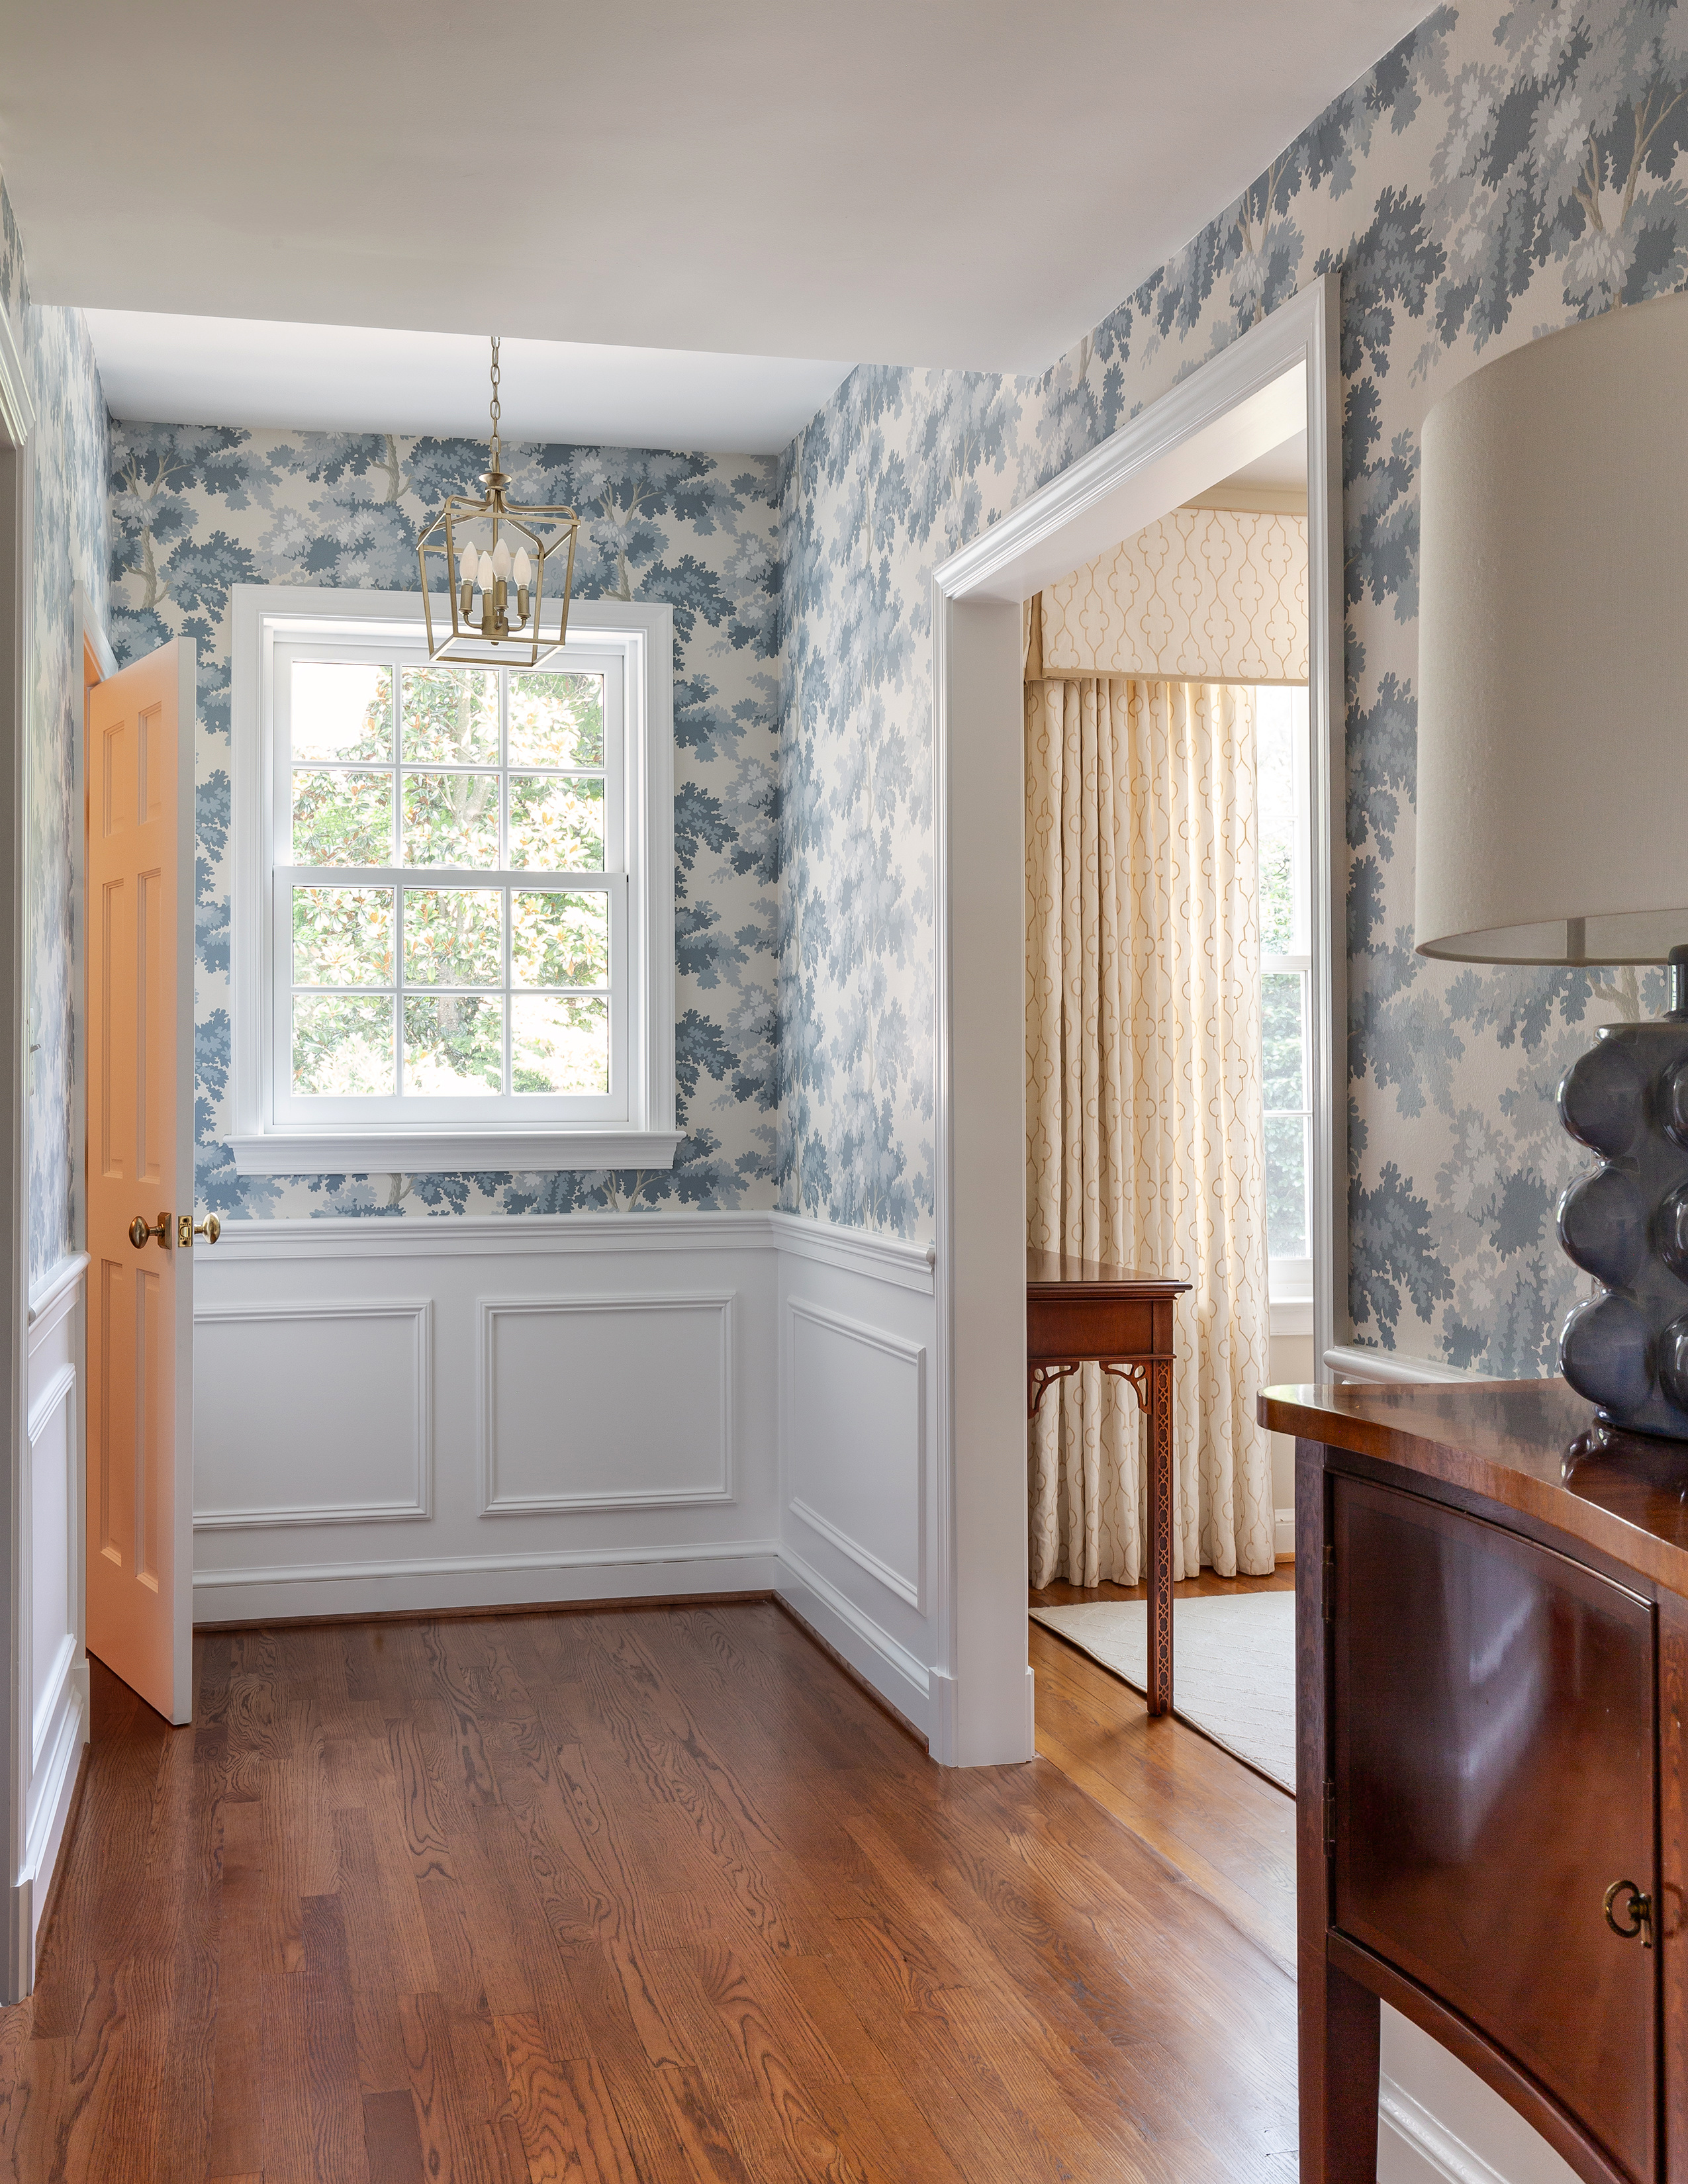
[229,588,680,1173]
[1256,682,1312,1302]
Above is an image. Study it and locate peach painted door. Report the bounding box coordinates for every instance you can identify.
[85,637,197,1724]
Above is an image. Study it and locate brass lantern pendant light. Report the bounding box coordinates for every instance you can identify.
[417,336,580,668]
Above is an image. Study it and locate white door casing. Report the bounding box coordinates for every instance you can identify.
[85,638,197,1726]
[927,275,1344,1765]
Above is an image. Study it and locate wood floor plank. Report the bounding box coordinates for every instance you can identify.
[0,1605,1297,2182]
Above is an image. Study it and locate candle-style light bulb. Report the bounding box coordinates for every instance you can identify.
[459,542,477,590]
[477,550,496,592]
[512,546,532,588]
[491,537,512,582]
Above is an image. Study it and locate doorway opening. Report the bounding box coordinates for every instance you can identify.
[929,275,1341,1768]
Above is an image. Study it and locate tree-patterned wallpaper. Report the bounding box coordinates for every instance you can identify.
[778,0,1688,1369]
[105,427,781,1221]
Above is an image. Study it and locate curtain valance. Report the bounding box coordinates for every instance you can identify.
[1025,508,1308,684]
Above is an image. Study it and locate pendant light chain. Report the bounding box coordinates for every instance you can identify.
[488,336,502,475]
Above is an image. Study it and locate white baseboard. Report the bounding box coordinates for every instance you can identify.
[193,1538,780,1623]
[774,1543,931,1737]
[1274,1507,1295,1559]
[24,1670,87,1956]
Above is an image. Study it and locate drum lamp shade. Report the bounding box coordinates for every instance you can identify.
[1415,290,1688,968]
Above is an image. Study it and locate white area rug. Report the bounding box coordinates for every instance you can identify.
[1031,1592,1296,1793]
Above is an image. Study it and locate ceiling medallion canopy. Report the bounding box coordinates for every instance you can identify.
[417,335,579,668]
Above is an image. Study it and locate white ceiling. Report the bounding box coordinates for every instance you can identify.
[3,1,1431,398]
[83,312,852,455]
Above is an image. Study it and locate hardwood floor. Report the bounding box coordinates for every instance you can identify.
[0,1603,1296,2182]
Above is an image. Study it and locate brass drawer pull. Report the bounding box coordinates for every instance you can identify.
[1604,1878,1654,1948]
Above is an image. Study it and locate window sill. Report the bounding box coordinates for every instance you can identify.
[230,1128,686,1177]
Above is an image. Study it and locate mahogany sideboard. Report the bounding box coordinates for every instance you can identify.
[1028,1248,1190,1714]
[1262,1379,1688,2184]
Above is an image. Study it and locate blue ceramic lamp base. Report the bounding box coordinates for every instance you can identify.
[1558,950,1688,1441]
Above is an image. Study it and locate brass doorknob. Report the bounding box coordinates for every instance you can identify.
[177,1212,222,1248]
[1604,1878,1654,1948]
[195,1212,221,1245]
[128,1212,170,1250]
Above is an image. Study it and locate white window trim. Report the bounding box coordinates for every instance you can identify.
[228,586,680,1174]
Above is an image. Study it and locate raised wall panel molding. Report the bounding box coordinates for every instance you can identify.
[193,1298,433,1527]
[784,1296,925,1612]
[478,1293,735,1515]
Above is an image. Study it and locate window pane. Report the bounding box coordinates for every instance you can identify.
[400,665,498,764]
[292,770,393,865]
[512,890,609,988]
[292,993,395,1095]
[403,887,502,987]
[291,661,392,762]
[400,770,500,867]
[403,993,504,1095]
[293,886,393,986]
[1261,970,1305,1111]
[1265,1112,1309,1261]
[511,993,608,1093]
[510,672,605,768]
[510,775,604,869]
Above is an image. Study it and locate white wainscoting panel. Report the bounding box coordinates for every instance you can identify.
[194,1298,432,1527]
[784,1297,924,1609]
[191,1216,780,1623]
[23,1256,90,1963]
[479,1294,734,1514]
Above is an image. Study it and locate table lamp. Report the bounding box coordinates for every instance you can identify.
[1415,289,1688,1439]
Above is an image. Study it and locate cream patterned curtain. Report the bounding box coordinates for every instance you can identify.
[1026,672,1274,1585]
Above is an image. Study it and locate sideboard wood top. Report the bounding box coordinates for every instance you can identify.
[1260,1378,1688,1596]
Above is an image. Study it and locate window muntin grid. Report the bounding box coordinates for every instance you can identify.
[270,637,627,1124]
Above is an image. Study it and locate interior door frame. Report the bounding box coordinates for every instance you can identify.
[927,273,1344,1765]
[0,296,37,1997]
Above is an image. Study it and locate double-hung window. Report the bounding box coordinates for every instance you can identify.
[1256,683,1313,1304]
[230,589,679,1173]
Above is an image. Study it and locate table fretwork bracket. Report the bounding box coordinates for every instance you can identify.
[1027,1358,1154,1422]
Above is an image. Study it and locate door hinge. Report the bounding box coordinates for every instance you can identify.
[1323,1543,1335,1625]
[1324,1783,1337,1853]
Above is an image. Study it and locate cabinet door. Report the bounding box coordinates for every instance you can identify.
[1332,1476,1658,2184]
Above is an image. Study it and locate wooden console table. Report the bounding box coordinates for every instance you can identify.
[1027,1249,1190,1715]
[1263,1377,1688,2184]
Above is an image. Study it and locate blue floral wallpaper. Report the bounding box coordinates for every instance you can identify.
[777,0,1688,1373]
[1,178,112,1289]
[105,426,780,1220]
